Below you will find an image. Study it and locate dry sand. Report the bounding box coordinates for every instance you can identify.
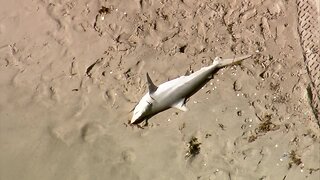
[0,0,319,179]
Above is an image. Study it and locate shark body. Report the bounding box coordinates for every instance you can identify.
[131,55,251,124]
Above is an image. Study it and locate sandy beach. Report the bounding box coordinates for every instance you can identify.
[0,0,319,179]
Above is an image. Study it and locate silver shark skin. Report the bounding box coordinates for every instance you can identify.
[131,55,252,124]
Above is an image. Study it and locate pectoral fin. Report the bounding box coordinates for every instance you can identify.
[146,73,158,94]
[172,99,189,112]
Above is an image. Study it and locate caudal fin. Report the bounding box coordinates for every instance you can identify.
[216,54,252,68]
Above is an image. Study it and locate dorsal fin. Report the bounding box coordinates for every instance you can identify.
[146,73,158,94]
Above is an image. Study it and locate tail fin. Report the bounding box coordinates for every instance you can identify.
[216,55,252,68]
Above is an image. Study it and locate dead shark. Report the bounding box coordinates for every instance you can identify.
[130,55,252,125]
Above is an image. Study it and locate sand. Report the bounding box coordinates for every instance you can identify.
[0,0,319,179]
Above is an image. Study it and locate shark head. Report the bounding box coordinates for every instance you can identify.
[131,73,158,124]
[131,94,153,124]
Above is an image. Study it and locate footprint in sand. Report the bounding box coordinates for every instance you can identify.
[81,122,105,143]
[51,120,106,145]
[51,121,83,146]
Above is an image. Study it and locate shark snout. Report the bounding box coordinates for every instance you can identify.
[131,112,143,124]
[130,96,153,124]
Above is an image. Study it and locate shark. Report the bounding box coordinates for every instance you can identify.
[130,55,252,125]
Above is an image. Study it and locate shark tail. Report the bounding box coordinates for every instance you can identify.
[216,54,252,68]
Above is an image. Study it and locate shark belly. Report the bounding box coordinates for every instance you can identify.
[149,67,215,114]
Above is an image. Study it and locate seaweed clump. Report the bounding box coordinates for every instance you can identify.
[256,114,279,133]
[288,150,302,169]
[186,136,201,158]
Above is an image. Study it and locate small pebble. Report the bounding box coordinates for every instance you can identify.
[234,80,242,91]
